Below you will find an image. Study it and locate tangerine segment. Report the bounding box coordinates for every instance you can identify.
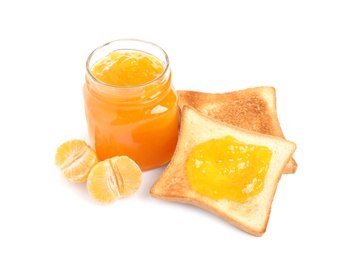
[55,139,98,183]
[87,156,142,204]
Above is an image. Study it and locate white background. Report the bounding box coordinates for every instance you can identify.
[1,0,354,259]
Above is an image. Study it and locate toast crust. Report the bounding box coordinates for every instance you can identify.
[150,106,297,236]
[177,86,297,174]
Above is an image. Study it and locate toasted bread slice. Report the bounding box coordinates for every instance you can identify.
[150,106,296,236]
[177,86,297,174]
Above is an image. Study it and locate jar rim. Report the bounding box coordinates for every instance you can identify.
[85,38,170,89]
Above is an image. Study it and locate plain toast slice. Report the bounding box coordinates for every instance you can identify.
[177,86,297,174]
[150,106,296,236]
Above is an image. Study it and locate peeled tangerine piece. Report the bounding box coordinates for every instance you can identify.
[87,156,142,204]
[55,139,98,183]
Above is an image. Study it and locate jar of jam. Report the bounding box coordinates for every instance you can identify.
[83,39,179,171]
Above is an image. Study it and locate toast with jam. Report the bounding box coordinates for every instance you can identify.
[150,106,296,236]
[177,86,297,174]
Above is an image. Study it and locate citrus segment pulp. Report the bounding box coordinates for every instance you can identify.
[87,156,142,204]
[55,139,98,183]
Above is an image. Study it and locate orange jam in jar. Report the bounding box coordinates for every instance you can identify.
[186,135,272,202]
[83,39,179,171]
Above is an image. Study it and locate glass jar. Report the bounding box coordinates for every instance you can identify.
[83,39,179,171]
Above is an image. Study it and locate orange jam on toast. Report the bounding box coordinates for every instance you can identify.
[83,40,179,171]
[186,135,272,202]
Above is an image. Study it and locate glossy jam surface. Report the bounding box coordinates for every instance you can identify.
[186,135,272,202]
[91,51,164,86]
[84,51,178,171]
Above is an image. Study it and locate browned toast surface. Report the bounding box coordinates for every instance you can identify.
[177,86,297,173]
